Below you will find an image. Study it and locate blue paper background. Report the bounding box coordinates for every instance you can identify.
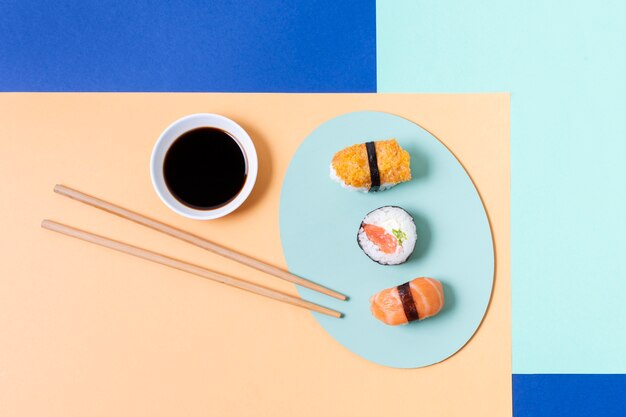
[513,374,626,417]
[0,0,376,92]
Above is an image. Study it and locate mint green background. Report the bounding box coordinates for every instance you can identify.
[377,0,626,372]
[279,111,493,368]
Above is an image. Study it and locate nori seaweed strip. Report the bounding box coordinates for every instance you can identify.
[365,141,380,192]
[397,282,419,322]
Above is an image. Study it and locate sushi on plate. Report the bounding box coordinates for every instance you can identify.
[330,139,411,192]
[370,277,444,326]
[357,206,417,265]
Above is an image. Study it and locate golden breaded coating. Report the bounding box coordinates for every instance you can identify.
[332,142,370,188]
[331,139,411,189]
[376,139,411,185]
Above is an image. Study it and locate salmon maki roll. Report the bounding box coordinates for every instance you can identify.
[370,277,444,325]
[357,206,417,265]
[330,139,411,192]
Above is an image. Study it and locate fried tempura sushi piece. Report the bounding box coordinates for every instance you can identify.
[330,139,411,192]
[370,277,444,325]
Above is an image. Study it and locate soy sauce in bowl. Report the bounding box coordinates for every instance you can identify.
[163,127,247,210]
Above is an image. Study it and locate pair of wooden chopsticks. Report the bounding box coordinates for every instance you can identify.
[42,185,345,318]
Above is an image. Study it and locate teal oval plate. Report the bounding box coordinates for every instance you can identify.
[279,111,494,368]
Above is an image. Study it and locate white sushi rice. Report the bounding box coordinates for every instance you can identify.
[357,206,417,265]
[329,164,396,192]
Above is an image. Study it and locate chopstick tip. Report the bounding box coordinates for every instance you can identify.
[333,292,348,301]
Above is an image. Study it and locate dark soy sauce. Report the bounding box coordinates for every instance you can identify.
[163,127,247,210]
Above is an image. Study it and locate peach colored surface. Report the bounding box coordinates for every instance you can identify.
[0,94,510,417]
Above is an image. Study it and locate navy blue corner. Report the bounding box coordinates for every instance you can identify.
[0,1,376,92]
[513,374,626,417]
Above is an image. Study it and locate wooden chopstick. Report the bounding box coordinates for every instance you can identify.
[54,184,347,301]
[41,220,342,318]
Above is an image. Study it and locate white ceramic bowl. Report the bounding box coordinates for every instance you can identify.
[150,113,258,220]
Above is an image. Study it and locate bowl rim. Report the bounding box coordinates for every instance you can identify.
[150,113,258,220]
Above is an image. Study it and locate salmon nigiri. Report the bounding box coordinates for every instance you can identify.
[370,277,444,325]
